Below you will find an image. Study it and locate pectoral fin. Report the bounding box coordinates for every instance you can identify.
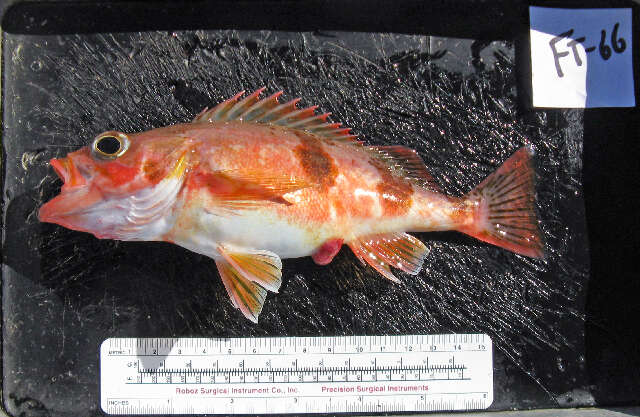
[192,170,311,211]
[215,246,283,322]
[348,232,429,283]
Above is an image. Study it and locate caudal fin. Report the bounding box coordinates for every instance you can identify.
[458,146,543,258]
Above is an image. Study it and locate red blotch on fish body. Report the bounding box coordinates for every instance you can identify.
[293,132,337,189]
[143,160,165,184]
[372,160,413,216]
[102,162,140,186]
[312,238,344,265]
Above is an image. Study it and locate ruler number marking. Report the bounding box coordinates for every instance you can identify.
[101,334,492,414]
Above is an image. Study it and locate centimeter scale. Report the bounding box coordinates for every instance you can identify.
[100,334,493,414]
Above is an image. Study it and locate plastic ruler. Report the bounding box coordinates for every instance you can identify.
[100,334,493,414]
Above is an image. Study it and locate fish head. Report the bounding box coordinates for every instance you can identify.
[39,129,189,240]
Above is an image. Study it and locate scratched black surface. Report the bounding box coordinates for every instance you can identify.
[2,30,592,416]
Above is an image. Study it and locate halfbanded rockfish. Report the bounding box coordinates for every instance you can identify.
[39,89,543,322]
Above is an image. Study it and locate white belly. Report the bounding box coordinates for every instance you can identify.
[168,207,324,260]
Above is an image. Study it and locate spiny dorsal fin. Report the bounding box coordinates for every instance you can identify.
[193,88,359,143]
[348,232,429,283]
[368,146,442,193]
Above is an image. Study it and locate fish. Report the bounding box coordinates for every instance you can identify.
[39,88,543,322]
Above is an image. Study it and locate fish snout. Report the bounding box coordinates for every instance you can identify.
[50,157,88,188]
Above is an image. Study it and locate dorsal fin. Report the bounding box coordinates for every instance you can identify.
[193,88,359,143]
[368,146,442,193]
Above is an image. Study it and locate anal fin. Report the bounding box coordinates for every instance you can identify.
[348,232,429,283]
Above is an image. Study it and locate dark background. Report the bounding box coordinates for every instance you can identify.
[1,0,639,415]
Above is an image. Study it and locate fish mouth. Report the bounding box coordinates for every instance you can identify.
[39,157,96,226]
[50,157,89,188]
[39,187,93,221]
[50,158,70,183]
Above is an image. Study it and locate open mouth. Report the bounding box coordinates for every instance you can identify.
[39,157,93,224]
[50,158,70,183]
[49,157,86,187]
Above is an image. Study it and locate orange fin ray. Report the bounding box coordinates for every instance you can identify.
[286,112,331,129]
[215,259,267,323]
[458,146,543,258]
[226,87,266,120]
[239,90,284,121]
[193,91,245,122]
[221,170,311,196]
[348,232,429,283]
[271,105,319,126]
[192,169,311,211]
[217,246,282,293]
[258,98,301,123]
[193,88,359,143]
[368,146,442,193]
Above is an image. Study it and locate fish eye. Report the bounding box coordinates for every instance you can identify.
[92,131,130,160]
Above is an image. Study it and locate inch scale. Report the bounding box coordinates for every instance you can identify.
[101,334,492,414]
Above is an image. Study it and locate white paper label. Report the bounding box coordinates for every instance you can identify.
[529,7,635,108]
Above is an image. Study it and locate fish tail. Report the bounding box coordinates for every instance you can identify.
[457,146,543,258]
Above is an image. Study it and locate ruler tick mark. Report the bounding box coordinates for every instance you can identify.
[101,334,492,414]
